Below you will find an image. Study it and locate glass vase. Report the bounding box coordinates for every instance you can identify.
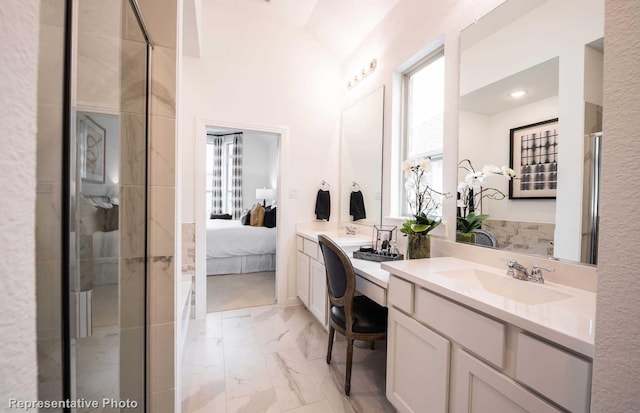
[456,231,476,244]
[406,233,431,260]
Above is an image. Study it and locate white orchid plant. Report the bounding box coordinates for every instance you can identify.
[400,156,450,236]
[457,159,516,233]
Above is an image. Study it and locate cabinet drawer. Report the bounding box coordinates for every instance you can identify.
[415,288,505,368]
[516,334,592,413]
[388,276,414,314]
[296,236,304,252]
[356,275,386,307]
[303,238,319,260]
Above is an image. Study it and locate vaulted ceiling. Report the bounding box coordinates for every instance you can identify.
[184,0,400,61]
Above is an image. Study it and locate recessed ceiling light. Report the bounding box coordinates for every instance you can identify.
[509,90,527,98]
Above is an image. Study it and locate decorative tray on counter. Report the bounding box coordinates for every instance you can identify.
[353,250,404,262]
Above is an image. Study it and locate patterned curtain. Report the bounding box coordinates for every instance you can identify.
[231,134,244,219]
[210,136,223,214]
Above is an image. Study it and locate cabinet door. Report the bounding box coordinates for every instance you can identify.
[386,307,450,413]
[309,259,328,328]
[296,251,310,307]
[451,349,562,413]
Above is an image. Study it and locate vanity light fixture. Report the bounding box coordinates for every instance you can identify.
[347,59,378,90]
[509,90,527,98]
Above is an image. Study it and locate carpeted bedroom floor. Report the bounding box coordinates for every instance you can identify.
[207,271,276,312]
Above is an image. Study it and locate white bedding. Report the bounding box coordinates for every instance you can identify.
[206,219,276,258]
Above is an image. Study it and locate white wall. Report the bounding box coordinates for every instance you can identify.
[459,96,558,224]
[180,0,341,305]
[242,132,278,210]
[0,0,39,402]
[592,0,640,410]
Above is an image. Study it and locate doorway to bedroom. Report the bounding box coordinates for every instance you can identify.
[204,127,279,312]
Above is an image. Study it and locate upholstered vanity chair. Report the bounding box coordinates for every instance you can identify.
[318,234,388,396]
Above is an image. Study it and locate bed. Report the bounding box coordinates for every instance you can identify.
[206,219,277,275]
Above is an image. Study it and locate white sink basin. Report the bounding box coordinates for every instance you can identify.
[436,268,572,305]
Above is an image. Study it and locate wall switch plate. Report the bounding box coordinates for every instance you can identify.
[289,189,298,198]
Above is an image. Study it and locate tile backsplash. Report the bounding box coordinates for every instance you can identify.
[482,219,555,257]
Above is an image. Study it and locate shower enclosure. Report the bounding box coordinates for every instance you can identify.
[36,0,151,410]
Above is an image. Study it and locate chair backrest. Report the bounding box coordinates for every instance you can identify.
[473,229,497,247]
[318,234,356,309]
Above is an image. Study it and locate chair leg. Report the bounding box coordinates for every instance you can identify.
[345,339,353,396]
[370,341,375,350]
[326,325,335,364]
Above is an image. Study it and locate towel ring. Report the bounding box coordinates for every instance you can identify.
[321,180,330,190]
[351,182,360,191]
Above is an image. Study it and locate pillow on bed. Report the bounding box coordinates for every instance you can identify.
[240,209,251,225]
[250,204,265,227]
[263,206,276,228]
[210,213,232,220]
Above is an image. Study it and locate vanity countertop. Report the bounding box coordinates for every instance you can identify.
[296,228,372,247]
[296,228,389,289]
[381,257,596,358]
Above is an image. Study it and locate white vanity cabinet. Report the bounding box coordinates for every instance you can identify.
[385,272,593,413]
[451,349,562,413]
[295,250,310,307]
[387,307,450,412]
[296,236,327,328]
[309,259,327,325]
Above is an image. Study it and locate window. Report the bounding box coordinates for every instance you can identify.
[205,138,235,218]
[401,49,445,216]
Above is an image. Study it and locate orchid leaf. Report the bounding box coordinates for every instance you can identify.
[410,223,429,233]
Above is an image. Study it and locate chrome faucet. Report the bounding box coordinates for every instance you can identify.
[506,260,555,283]
[506,260,529,281]
[529,264,555,284]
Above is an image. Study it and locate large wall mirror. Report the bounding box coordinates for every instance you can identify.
[340,86,385,225]
[457,0,604,265]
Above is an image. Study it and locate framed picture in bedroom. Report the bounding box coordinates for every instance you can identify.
[78,115,106,183]
[509,118,558,199]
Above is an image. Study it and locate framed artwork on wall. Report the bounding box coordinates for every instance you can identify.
[509,118,558,199]
[78,115,106,183]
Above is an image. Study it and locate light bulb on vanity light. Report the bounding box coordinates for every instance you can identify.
[509,90,527,98]
[347,58,378,90]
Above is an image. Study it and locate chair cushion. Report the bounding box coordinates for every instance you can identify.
[330,295,388,334]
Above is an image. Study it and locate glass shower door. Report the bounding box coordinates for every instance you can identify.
[68,0,150,410]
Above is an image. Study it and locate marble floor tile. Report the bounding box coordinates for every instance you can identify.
[265,350,325,411]
[226,388,280,413]
[181,304,394,413]
[254,316,297,354]
[222,314,259,347]
[292,320,329,361]
[285,400,336,413]
[224,343,273,400]
[182,378,226,413]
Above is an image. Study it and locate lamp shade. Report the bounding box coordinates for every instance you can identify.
[256,188,275,200]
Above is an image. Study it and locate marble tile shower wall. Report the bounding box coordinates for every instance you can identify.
[482,219,555,257]
[136,0,179,410]
[182,223,196,273]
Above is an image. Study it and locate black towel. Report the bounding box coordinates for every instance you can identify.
[350,190,366,221]
[315,190,331,220]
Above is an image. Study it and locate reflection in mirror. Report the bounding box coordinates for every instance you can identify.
[340,86,384,225]
[458,0,603,265]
